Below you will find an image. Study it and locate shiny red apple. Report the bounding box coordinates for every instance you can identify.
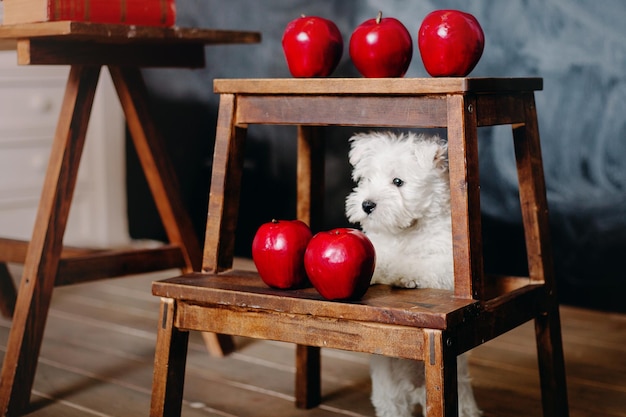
[252,219,313,289]
[282,15,344,77]
[418,9,485,77]
[349,11,413,78]
[304,228,376,300]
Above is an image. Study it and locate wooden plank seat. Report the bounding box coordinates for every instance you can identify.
[0,23,260,417]
[153,271,547,350]
[150,78,570,417]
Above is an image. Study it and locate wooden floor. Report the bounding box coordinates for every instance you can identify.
[0,263,624,417]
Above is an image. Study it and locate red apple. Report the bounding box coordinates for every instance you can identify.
[304,228,376,300]
[252,219,313,289]
[349,11,413,78]
[282,15,344,77]
[418,9,485,77]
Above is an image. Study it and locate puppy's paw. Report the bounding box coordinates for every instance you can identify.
[373,273,422,288]
[394,277,421,289]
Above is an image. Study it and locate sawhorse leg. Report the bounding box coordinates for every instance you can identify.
[109,66,234,357]
[0,64,234,416]
[0,65,101,416]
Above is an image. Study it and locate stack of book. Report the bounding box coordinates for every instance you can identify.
[1,0,176,26]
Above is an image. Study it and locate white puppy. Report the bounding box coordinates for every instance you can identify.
[345,131,481,417]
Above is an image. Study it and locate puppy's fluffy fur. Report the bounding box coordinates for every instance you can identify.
[346,131,481,417]
[346,131,453,290]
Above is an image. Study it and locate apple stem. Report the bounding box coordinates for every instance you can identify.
[376,10,382,24]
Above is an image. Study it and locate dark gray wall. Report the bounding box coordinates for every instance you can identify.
[129,0,626,311]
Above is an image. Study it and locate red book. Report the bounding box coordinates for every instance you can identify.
[3,0,176,27]
[123,0,175,26]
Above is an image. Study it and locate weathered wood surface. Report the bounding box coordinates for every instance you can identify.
[0,21,261,45]
[214,78,543,95]
[152,272,480,330]
[0,266,623,417]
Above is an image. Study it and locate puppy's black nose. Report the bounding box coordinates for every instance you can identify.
[362,200,376,214]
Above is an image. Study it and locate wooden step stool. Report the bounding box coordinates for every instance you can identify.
[0,22,260,416]
[150,78,570,417]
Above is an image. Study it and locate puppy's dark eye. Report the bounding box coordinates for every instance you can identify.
[392,178,404,187]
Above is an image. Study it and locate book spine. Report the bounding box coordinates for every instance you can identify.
[88,0,175,26]
[85,0,121,24]
[53,0,86,21]
[4,0,175,26]
[122,0,175,26]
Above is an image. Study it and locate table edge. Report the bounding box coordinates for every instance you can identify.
[0,21,261,45]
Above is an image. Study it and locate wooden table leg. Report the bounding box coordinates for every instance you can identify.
[109,66,234,357]
[108,66,202,272]
[0,65,101,416]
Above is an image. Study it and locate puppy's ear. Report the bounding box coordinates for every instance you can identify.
[348,132,378,168]
[410,133,449,171]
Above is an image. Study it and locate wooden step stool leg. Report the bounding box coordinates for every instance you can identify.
[424,330,458,417]
[535,307,569,417]
[150,298,189,417]
[0,65,101,416]
[202,92,248,273]
[446,94,484,300]
[294,126,324,409]
[513,93,569,417]
[295,345,321,409]
[108,66,234,357]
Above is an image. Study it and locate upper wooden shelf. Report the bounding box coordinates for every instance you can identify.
[0,21,261,45]
[214,77,543,95]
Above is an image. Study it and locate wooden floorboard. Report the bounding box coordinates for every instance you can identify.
[0,263,624,416]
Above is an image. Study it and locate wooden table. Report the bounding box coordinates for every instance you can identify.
[0,22,260,416]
